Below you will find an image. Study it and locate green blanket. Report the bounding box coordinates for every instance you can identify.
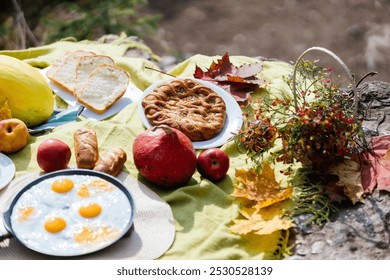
[0,39,293,260]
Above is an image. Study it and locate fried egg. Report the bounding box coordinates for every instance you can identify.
[10,174,132,256]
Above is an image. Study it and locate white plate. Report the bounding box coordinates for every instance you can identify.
[0,153,15,190]
[40,67,143,121]
[138,78,243,149]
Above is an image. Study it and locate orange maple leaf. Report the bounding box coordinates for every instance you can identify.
[232,163,293,209]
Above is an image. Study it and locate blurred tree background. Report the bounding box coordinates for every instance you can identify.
[0,0,160,50]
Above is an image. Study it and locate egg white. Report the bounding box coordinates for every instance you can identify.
[10,174,132,256]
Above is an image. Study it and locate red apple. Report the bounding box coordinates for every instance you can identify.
[197,148,230,183]
[37,138,71,172]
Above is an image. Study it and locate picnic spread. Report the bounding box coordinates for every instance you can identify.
[1,36,389,260]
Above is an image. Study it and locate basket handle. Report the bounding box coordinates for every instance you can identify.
[292,46,357,119]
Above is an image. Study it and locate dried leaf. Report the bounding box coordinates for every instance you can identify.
[324,181,348,203]
[360,154,377,194]
[230,204,293,235]
[360,135,390,193]
[0,97,12,121]
[328,159,364,204]
[230,164,293,240]
[383,145,390,160]
[232,164,293,209]
[194,52,266,102]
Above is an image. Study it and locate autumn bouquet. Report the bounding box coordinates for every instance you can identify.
[235,47,363,171]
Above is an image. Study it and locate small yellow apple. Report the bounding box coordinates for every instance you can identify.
[0,118,29,154]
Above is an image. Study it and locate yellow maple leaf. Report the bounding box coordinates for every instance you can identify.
[232,163,293,209]
[230,203,293,235]
[0,97,12,121]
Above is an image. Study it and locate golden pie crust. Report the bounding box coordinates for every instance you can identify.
[142,78,227,141]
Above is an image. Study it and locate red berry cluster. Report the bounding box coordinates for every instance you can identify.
[277,99,358,168]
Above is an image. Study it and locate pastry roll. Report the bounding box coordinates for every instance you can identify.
[93,147,127,176]
[73,127,99,169]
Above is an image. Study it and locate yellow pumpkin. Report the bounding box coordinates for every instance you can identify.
[0,55,54,127]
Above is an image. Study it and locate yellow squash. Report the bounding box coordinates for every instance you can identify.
[0,55,54,127]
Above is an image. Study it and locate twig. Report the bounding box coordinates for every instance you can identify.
[144,66,177,78]
[11,0,39,49]
[292,46,358,119]
[356,71,378,88]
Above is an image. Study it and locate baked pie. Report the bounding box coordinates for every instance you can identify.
[142,78,227,141]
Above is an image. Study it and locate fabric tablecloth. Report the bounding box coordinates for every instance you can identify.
[0,38,293,259]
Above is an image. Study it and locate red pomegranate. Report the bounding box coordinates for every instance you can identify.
[132,125,197,188]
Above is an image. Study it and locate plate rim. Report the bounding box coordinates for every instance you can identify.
[138,77,243,149]
[0,153,16,191]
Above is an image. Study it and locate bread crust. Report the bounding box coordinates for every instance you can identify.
[73,127,99,169]
[93,147,127,176]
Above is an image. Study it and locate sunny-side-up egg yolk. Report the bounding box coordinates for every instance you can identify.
[79,202,102,218]
[77,184,90,198]
[89,179,114,192]
[44,217,67,233]
[51,178,74,193]
[74,226,119,243]
[17,206,34,222]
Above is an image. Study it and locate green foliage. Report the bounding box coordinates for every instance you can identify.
[287,168,338,226]
[39,0,160,44]
[273,230,294,259]
[0,0,160,49]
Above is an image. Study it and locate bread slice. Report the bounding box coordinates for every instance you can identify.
[46,51,89,78]
[46,50,95,92]
[75,55,115,91]
[74,65,130,114]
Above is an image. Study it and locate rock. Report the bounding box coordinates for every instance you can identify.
[359,81,390,135]
[158,55,179,72]
[311,241,325,254]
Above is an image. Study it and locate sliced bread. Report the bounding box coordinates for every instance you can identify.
[74,64,130,114]
[75,55,115,91]
[46,50,94,78]
[46,50,95,92]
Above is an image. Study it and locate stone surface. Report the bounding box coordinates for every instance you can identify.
[359,81,390,136]
[289,190,390,259]
[288,81,390,260]
[145,0,390,83]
